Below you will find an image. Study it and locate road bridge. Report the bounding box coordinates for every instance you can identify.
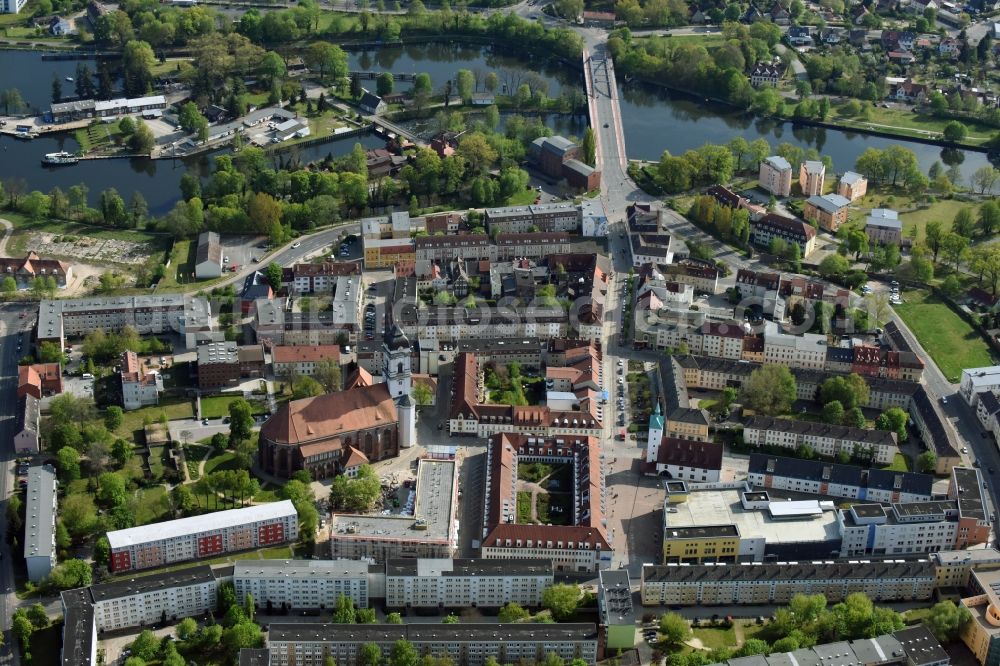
[349,70,417,82]
[370,116,426,146]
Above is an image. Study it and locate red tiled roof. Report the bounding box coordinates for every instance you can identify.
[272,345,341,364]
[260,384,395,446]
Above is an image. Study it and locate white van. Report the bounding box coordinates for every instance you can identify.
[82,373,94,380]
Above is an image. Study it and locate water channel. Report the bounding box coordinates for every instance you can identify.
[0,45,992,216]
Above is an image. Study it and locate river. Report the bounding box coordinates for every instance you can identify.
[0,48,992,216]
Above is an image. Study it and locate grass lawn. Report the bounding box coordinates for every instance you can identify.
[254,483,283,503]
[845,104,996,144]
[204,451,241,475]
[184,443,211,480]
[147,445,167,479]
[518,461,555,483]
[881,452,912,472]
[691,625,737,650]
[259,545,294,558]
[157,239,195,290]
[844,190,976,243]
[200,395,269,419]
[74,119,127,154]
[894,289,995,382]
[118,398,194,440]
[506,188,539,206]
[134,486,172,525]
[517,490,533,523]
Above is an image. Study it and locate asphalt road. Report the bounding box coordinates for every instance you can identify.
[0,303,32,666]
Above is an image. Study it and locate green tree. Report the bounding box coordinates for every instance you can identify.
[376,72,394,97]
[821,400,845,424]
[541,583,582,621]
[292,375,324,399]
[659,612,691,645]
[741,365,797,416]
[875,407,908,441]
[924,600,970,642]
[0,88,26,115]
[315,358,342,393]
[942,121,968,142]
[264,262,284,289]
[582,127,596,167]
[979,200,1000,237]
[390,640,419,666]
[360,642,383,666]
[229,398,255,444]
[386,612,403,624]
[412,381,434,407]
[819,374,870,411]
[843,406,866,429]
[953,208,976,237]
[104,406,124,431]
[130,630,161,661]
[128,120,155,154]
[56,447,81,481]
[1,276,15,293]
[26,603,49,629]
[818,253,850,277]
[498,602,531,623]
[917,450,937,473]
[122,40,155,95]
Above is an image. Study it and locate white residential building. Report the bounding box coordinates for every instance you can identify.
[743,415,898,465]
[759,156,793,196]
[24,465,57,582]
[961,366,1000,406]
[265,623,599,666]
[234,560,369,611]
[838,503,959,556]
[89,565,218,630]
[384,558,553,609]
[194,231,223,279]
[1,0,27,13]
[119,351,162,411]
[762,325,827,370]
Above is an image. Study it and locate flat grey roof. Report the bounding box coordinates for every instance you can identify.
[385,558,552,577]
[24,465,56,560]
[234,559,369,579]
[61,588,96,666]
[642,560,935,584]
[92,564,216,602]
[665,487,840,545]
[330,459,455,543]
[268,623,598,643]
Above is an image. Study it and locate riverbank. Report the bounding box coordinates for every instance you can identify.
[623,72,996,157]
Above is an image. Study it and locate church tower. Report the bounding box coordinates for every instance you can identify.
[647,402,664,461]
[383,324,412,398]
[384,324,416,448]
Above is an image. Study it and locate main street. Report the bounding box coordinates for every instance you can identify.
[0,303,30,666]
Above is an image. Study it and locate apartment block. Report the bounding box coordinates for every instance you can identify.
[271,345,343,378]
[284,261,360,294]
[24,465,57,582]
[234,560,370,611]
[752,214,817,256]
[961,366,1000,407]
[743,415,898,465]
[838,171,868,201]
[803,193,850,232]
[599,569,635,651]
[484,203,582,234]
[866,208,902,246]
[640,560,935,606]
[799,160,826,196]
[708,626,947,666]
[37,295,212,350]
[759,156,793,196]
[90,565,218,631]
[384,558,553,609]
[747,453,933,503]
[107,501,298,572]
[932,549,1000,590]
[961,569,1000,666]
[264,623,599,666]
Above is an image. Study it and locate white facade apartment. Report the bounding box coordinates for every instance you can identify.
[24,465,57,583]
[961,365,1000,406]
[107,500,298,572]
[384,558,553,609]
[234,560,369,610]
[743,417,897,465]
[266,624,598,666]
[121,372,162,410]
[1,0,27,13]
[762,328,827,370]
[838,503,960,557]
[90,566,218,631]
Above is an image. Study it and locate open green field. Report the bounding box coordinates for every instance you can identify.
[894,289,995,382]
[200,395,269,419]
[691,625,737,650]
[74,120,126,154]
[204,451,242,475]
[846,190,974,242]
[117,398,194,440]
[880,452,911,472]
[506,187,539,206]
[157,239,194,290]
[134,486,172,525]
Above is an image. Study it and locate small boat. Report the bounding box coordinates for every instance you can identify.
[65,76,73,82]
[41,151,79,165]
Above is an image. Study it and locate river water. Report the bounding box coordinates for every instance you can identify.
[0,47,992,216]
